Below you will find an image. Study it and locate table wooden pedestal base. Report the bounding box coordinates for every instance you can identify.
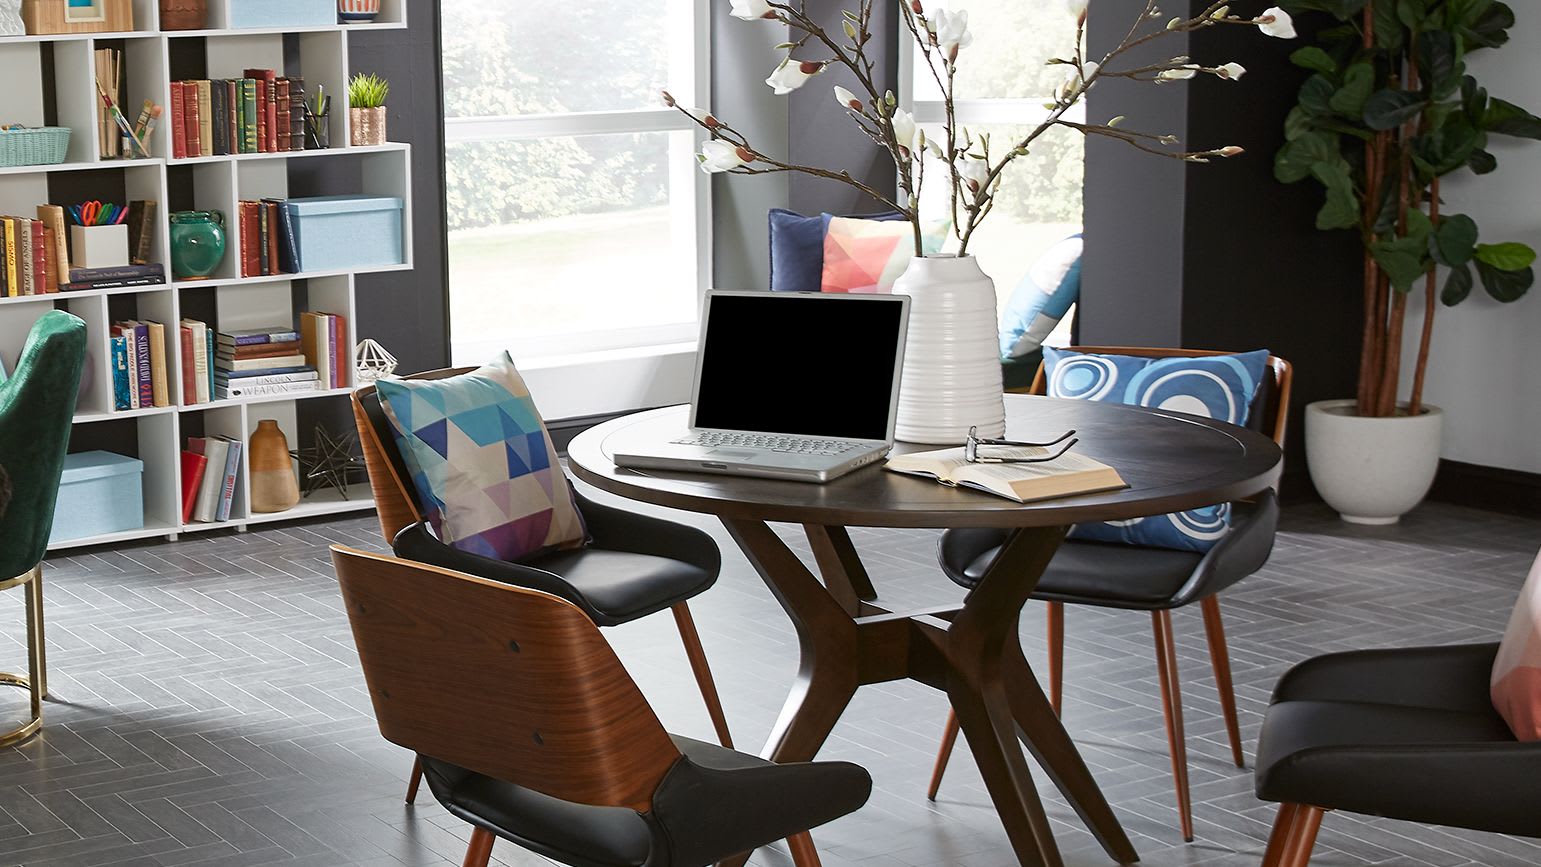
[717,519,1139,867]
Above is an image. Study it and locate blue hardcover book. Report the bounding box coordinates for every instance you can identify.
[216,437,242,522]
[205,327,215,400]
[216,365,315,379]
[111,336,131,410]
[278,202,301,273]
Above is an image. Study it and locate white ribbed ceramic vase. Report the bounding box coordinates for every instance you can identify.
[891,255,1005,444]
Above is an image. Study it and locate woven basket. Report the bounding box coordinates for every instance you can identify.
[0,127,71,168]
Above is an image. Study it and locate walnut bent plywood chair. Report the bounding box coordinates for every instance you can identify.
[928,346,1293,842]
[352,369,735,805]
[331,547,872,867]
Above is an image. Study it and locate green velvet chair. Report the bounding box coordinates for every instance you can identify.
[0,310,87,747]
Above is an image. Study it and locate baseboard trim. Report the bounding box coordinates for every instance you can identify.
[1428,459,1541,517]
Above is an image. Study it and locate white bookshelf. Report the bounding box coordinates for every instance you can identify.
[0,0,413,551]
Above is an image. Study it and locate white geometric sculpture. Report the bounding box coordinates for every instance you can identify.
[355,338,399,384]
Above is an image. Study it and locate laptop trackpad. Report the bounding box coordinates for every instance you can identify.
[708,449,758,460]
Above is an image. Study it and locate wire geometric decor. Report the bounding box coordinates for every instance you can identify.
[355,338,399,384]
[291,423,369,499]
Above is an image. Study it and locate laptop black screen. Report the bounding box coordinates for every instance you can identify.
[693,293,905,441]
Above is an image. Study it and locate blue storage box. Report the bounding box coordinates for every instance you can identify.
[229,0,336,28]
[49,451,145,543]
[287,195,405,272]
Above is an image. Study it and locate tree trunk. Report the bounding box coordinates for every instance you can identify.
[1407,176,1440,416]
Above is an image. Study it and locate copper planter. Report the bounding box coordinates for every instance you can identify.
[350,107,387,147]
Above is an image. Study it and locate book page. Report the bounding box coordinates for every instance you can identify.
[956,450,1114,483]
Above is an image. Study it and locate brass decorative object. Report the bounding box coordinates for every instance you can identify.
[0,565,45,748]
[291,423,368,499]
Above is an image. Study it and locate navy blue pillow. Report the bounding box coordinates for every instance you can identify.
[768,208,906,292]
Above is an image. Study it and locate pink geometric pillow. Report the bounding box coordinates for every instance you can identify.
[1492,549,1541,740]
[820,215,948,293]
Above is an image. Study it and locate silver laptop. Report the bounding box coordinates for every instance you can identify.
[612,290,910,483]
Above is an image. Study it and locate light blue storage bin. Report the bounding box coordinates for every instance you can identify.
[49,451,145,543]
[288,195,405,272]
[229,0,336,28]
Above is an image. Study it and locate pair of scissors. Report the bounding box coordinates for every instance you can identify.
[72,201,104,226]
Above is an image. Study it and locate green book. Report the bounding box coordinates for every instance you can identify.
[241,79,259,154]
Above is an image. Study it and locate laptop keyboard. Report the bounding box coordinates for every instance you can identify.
[674,431,866,457]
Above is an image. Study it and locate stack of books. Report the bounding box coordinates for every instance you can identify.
[237,199,301,277]
[215,326,320,400]
[111,320,171,411]
[179,318,216,405]
[66,264,166,293]
[300,311,348,390]
[169,72,306,159]
[180,435,243,524]
[0,208,67,297]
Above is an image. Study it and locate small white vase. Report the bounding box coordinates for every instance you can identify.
[891,255,1005,444]
[1305,399,1443,525]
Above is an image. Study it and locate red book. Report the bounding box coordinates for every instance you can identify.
[179,450,208,523]
[230,341,302,359]
[41,226,58,293]
[170,81,187,159]
[29,220,46,296]
[274,79,290,152]
[239,201,260,278]
[182,82,201,158]
[244,69,279,153]
[330,313,346,388]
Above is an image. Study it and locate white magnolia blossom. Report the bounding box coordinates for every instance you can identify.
[833,85,862,112]
[890,108,917,153]
[1216,62,1246,80]
[766,59,822,95]
[1067,0,1088,19]
[1061,59,1099,97]
[729,0,775,21]
[931,9,974,61]
[1158,65,1199,80]
[699,139,750,173]
[1257,6,1296,39]
[957,157,991,194]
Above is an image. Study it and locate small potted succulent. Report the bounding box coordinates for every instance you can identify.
[348,72,389,147]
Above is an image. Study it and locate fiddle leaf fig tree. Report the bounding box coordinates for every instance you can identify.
[1274,0,1540,418]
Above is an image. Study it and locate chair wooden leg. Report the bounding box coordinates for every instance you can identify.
[926,710,961,800]
[461,827,495,867]
[786,831,824,867]
[1260,803,1300,867]
[1152,610,1194,842]
[404,756,424,804]
[1201,596,1245,768]
[1046,601,1064,718]
[1282,806,1325,867]
[672,602,734,749]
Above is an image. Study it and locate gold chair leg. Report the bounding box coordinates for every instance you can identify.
[0,566,45,748]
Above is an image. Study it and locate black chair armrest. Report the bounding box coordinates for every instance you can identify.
[1272,642,1502,714]
[1171,489,1280,606]
[573,488,722,578]
[391,522,592,613]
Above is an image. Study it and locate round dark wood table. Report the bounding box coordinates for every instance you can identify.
[568,395,1282,867]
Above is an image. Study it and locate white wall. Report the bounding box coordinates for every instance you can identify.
[1400,10,1541,473]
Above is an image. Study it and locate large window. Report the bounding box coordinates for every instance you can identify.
[442,2,709,364]
[900,0,1084,334]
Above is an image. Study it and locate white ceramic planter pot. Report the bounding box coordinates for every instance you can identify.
[1305,399,1443,525]
[891,255,1005,444]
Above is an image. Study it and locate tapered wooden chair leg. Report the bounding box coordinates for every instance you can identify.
[1201,596,1245,768]
[1260,803,1300,867]
[926,710,961,800]
[1282,806,1325,867]
[405,757,424,804]
[1152,610,1194,842]
[672,602,734,748]
[786,831,824,867]
[461,827,495,867]
[1046,601,1065,718]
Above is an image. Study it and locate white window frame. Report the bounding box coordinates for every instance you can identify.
[443,1,712,365]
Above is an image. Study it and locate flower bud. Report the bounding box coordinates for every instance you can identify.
[661,91,676,107]
[703,115,721,129]
[799,60,823,75]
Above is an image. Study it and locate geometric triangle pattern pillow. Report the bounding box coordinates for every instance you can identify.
[1492,548,1541,741]
[1043,346,1271,553]
[820,214,949,294]
[375,351,586,563]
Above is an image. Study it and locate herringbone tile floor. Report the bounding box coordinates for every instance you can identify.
[1,490,1537,867]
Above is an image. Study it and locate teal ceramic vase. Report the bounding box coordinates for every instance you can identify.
[169,210,226,279]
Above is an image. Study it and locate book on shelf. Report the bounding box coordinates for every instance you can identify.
[170,81,188,159]
[146,321,168,408]
[300,311,348,389]
[183,79,201,158]
[17,218,34,296]
[222,340,301,360]
[69,264,166,283]
[179,318,212,405]
[883,447,1129,504]
[196,79,213,158]
[216,353,308,372]
[37,205,68,290]
[168,72,309,160]
[238,199,305,277]
[186,436,234,523]
[218,327,300,346]
[126,201,157,265]
[179,450,208,523]
[111,336,132,411]
[215,369,318,387]
[216,437,241,521]
[287,77,306,151]
[217,364,314,380]
[215,378,322,400]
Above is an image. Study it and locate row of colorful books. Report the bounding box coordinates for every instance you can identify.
[180,436,242,524]
[169,72,308,159]
[237,199,302,277]
[216,324,317,399]
[2,202,162,298]
[111,320,171,410]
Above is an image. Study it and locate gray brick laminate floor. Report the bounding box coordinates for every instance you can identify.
[1,490,1538,867]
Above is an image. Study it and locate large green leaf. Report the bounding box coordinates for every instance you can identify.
[1476,260,1533,301]
[1290,46,1338,75]
[1373,0,1405,51]
[1299,75,1337,117]
[1467,148,1497,173]
[1372,234,1432,291]
[1284,106,1314,141]
[1416,31,1460,97]
[1461,75,1488,122]
[1364,90,1427,130]
[1430,214,1478,266]
[1462,1,1515,48]
[1311,161,1361,230]
[1441,262,1474,305]
[1482,97,1541,140]
[1396,0,1430,29]
[1274,131,1339,184]
[1475,241,1537,270]
[1412,115,1480,179]
[1330,63,1375,117]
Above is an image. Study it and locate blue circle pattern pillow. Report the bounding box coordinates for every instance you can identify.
[1042,346,1270,553]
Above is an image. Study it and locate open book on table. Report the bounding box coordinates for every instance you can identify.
[884,446,1128,504]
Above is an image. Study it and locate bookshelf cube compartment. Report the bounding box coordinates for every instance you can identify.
[288,195,402,271]
[227,0,333,30]
[49,449,145,543]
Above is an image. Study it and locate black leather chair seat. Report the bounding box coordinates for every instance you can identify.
[1255,643,1541,838]
[423,736,873,867]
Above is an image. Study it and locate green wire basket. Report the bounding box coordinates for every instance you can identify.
[0,127,71,169]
